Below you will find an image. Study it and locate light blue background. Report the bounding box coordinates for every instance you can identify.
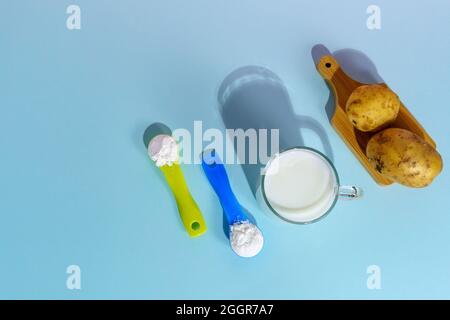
[1,0,449,299]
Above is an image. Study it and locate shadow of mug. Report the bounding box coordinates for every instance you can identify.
[218,66,333,195]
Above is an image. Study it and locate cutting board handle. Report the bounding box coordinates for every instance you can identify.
[316,55,340,81]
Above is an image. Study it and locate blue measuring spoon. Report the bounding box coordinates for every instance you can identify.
[202,150,251,234]
[201,149,264,257]
[201,149,258,238]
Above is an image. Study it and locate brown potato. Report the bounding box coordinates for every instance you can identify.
[366,128,443,188]
[346,84,401,132]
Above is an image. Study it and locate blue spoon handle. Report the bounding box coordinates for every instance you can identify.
[201,150,247,224]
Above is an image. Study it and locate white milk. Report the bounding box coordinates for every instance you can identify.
[261,149,337,223]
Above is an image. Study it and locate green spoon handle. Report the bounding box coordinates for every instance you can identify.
[160,164,207,237]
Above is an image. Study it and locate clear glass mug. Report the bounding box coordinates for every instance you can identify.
[256,147,362,224]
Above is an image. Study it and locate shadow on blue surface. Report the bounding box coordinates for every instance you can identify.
[218,65,333,195]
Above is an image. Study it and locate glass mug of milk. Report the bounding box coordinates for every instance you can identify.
[256,147,362,224]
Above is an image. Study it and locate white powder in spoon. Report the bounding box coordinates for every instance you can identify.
[230,221,264,258]
[148,135,179,167]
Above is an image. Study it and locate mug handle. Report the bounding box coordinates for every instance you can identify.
[296,115,334,162]
[338,185,363,200]
[297,115,363,200]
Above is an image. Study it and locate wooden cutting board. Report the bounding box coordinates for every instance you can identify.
[315,54,436,186]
